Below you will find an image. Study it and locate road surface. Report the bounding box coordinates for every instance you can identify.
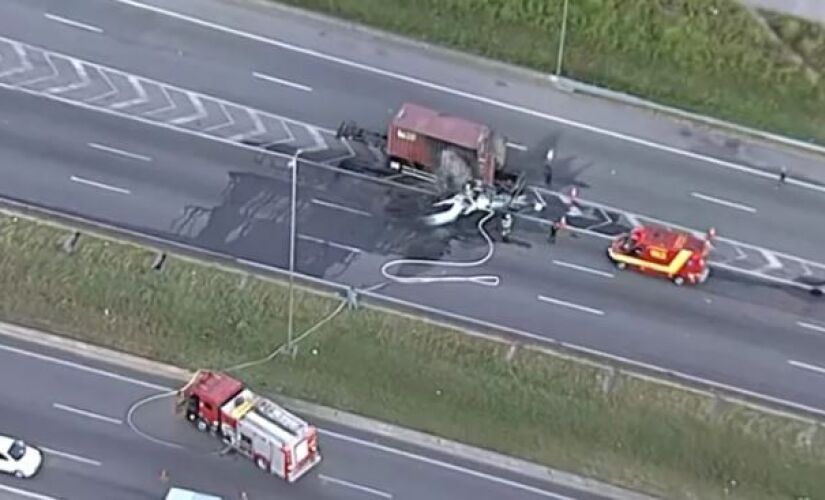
[743,0,825,24]
[5,0,825,260]
[0,0,824,421]
[0,331,610,500]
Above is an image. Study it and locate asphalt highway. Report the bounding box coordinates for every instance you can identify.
[4,0,825,261]
[0,0,823,429]
[0,331,607,500]
[2,83,825,418]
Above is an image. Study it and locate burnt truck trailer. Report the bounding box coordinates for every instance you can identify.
[336,102,519,194]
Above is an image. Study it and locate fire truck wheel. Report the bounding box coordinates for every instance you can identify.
[672,276,685,286]
[196,419,208,432]
[255,456,269,471]
[614,260,627,270]
[13,471,24,479]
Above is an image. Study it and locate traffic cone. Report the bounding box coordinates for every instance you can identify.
[706,227,717,241]
[160,469,169,482]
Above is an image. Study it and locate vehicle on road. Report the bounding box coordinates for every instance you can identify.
[164,486,223,500]
[0,436,42,478]
[337,102,519,194]
[338,102,551,226]
[176,370,321,483]
[422,174,547,226]
[607,224,713,286]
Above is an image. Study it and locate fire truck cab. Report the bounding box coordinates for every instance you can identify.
[607,225,712,286]
[176,370,321,483]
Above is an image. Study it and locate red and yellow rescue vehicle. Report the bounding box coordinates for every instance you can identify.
[607,225,713,286]
[176,370,321,483]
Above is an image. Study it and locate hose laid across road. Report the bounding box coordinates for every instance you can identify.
[380,210,500,287]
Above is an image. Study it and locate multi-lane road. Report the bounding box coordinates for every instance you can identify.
[0,0,825,489]
[0,330,613,500]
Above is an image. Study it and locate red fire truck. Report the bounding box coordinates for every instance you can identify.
[607,225,713,286]
[176,370,321,483]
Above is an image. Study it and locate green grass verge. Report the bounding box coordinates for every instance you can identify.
[1,211,824,499]
[272,0,825,145]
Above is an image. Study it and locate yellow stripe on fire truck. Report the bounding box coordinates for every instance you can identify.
[609,248,693,275]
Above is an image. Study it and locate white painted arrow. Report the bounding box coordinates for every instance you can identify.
[84,68,118,103]
[732,245,748,262]
[110,75,149,109]
[586,208,614,230]
[0,42,32,78]
[204,103,241,133]
[46,58,91,94]
[169,94,208,125]
[301,126,329,153]
[260,115,296,147]
[141,85,176,116]
[756,249,783,273]
[228,109,267,142]
[16,50,59,86]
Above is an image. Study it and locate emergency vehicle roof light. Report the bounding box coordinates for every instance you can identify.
[229,395,256,421]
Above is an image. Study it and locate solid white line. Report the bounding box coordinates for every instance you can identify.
[0,483,57,500]
[506,142,527,151]
[319,474,392,499]
[690,192,757,213]
[6,268,825,427]
[110,0,825,196]
[70,176,131,195]
[53,402,123,425]
[311,198,372,217]
[797,321,825,334]
[299,234,363,254]
[552,260,614,278]
[537,295,605,316]
[88,142,152,162]
[0,342,170,391]
[41,446,101,467]
[0,335,573,499]
[322,430,575,500]
[788,360,825,377]
[44,13,103,34]
[253,71,313,92]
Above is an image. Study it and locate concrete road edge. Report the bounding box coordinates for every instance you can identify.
[0,320,655,500]
[251,0,825,160]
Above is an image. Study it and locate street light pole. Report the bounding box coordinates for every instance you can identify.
[287,148,305,354]
[554,0,570,77]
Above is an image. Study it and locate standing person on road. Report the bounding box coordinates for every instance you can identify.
[500,213,513,242]
[778,166,788,186]
[544,148,555,186]
[548,216,564,244]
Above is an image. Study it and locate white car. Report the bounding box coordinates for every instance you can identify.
[0,436,42,478]
[165,487,223,500]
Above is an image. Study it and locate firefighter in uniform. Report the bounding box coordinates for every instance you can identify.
[549,218,560,244]
[544,148,555,185]
[500,213,513,242]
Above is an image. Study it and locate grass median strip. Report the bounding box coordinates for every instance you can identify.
[0,211,823,499]
[273,0,825,145]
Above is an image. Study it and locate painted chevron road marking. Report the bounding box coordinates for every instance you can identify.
[0,34,819,290]
[532,187,825,288]
[0,35,354,164]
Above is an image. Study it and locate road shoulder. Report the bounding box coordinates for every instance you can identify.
[119,0,825,186]
[0,319,654,500]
